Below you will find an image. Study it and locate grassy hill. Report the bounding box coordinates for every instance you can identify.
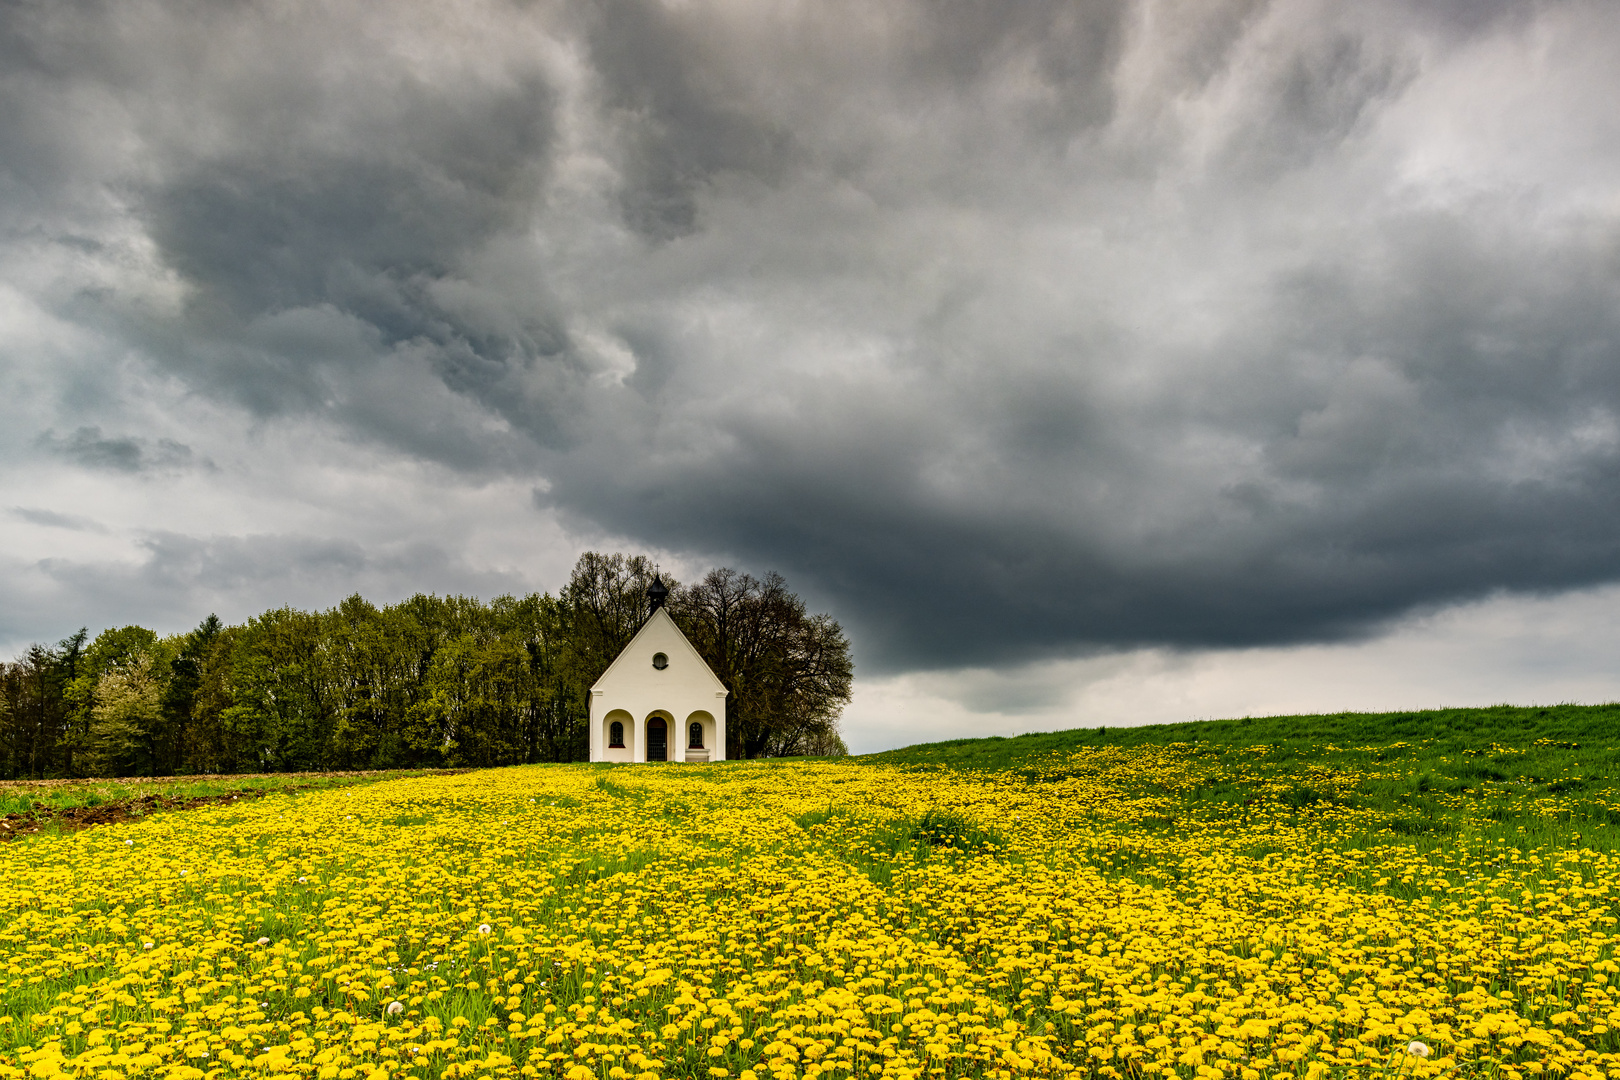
[865,701,1620,770]
[863,702,1620,856]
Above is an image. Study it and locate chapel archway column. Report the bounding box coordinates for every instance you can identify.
[590,689,605,763]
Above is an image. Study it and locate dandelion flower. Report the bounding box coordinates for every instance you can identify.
[256,937,271,945]
[1407,1041,1430,1058]
[386,1001,404,1016]
[477,924,492,934]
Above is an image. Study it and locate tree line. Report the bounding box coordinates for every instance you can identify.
[0,553,854,778]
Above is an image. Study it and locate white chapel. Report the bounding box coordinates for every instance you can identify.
[588,577,729,763]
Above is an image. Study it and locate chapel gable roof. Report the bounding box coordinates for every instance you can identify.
[589,606,728,694]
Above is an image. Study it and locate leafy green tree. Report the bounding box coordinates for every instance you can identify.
[158,615,223,773]
[497,592,581,763]
[383,593,490,766]
[86,643,168,776]
[64,626,172,776]
[672,568,854,758]
[221,606,335,771]
[0,629,86,779]
[398,592,578,766]
[560,553,677,683]
[413,632,511,766]
[326,594,395,768]
[181,622,242,773]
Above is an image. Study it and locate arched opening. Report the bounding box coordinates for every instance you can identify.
[684,710,716,763]
[602,709,634,762]
[647,716,668,761]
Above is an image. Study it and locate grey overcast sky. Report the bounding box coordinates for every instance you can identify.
[4,0,1620,750]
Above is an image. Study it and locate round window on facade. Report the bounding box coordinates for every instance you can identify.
[652,652,669,670]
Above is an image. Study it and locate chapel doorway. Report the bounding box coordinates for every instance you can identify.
[647,717,667,761]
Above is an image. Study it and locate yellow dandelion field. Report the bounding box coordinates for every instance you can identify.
[1,744,1617,1080]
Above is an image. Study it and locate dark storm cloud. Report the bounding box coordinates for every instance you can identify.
[36,427,204,473]
[583,0,798,241]
[130,56,582,460]
[2,0,582,466]
[5,0,1620,672]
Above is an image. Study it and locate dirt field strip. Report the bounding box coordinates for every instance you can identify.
[0,768,470,840]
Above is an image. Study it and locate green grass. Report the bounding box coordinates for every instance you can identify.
[861,702,1620,900]
[868,702,1613,767]
[864,703,1620,841]
[865,702,1620,772]
[875,809,1005,858]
